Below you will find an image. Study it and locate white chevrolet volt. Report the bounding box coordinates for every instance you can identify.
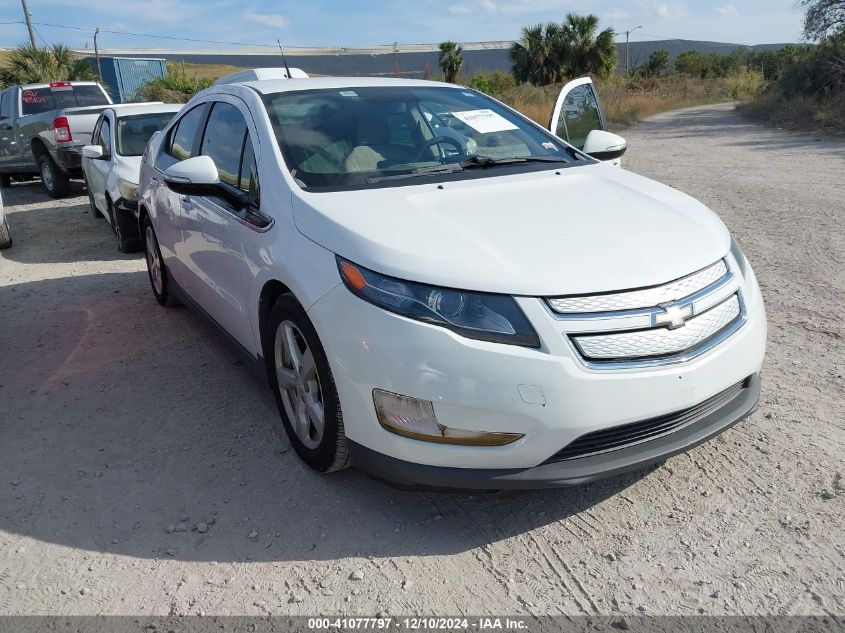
[137,68,766,489]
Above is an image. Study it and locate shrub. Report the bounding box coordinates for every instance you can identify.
[137,67,213,103]
[467,71,516,96]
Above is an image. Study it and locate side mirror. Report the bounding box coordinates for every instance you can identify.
[164,155,220,196]
[82,144,104,159]
[583,130,628,162]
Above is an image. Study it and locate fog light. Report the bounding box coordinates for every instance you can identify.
[372,389,523,446]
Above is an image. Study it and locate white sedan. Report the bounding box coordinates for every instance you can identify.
[82,103,182,252]
[137,69,766,489]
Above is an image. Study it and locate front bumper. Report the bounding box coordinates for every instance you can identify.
[306,259,767,488]
[348,373,760,489]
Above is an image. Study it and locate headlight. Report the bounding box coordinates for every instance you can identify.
[337,257,540,348]
[117,178,139,201]
[730,235,749,278]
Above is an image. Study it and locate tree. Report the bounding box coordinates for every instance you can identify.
[438,41,464,83]
[639,49,670,77]
[509,22,564,85]
[558,13,616,79]
[0,44,96,87]
[800,0,845,40]
[510,14,615,86]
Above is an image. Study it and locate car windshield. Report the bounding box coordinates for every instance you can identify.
[20,85,110,116]
[116,112,177,156]
[262,86,584,190]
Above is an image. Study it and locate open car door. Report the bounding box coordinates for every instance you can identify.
[548,77,627,166]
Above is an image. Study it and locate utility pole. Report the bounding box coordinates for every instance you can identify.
[94,27,102,81]
[624,25,642,76]
[20,0,37,48]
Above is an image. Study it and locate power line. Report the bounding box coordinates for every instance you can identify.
[29,21,281,49]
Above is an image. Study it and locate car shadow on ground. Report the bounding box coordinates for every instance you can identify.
[1,181,138,264]
[0,271,656,564]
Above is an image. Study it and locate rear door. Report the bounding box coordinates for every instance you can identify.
[548,77,609,151]
[0,89,22,169]
[151,102,209,284]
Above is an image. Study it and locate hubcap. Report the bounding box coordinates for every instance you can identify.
[40,161,53,191]
[145,226,163,295]
[274,320,324,449]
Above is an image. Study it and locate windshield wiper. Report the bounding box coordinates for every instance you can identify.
[459,155,569,169]
[367,163,464,184]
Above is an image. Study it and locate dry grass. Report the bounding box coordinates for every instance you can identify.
[498,70,764,130]
[738,91,845,132]
[166,60,245,81]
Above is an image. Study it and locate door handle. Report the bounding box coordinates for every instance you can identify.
[180,197,194,211]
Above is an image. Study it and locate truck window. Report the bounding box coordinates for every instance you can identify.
[19,84,110,116]
[0,91,11,119]
[21,88,54,115]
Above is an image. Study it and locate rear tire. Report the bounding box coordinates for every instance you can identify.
[265,294,349,473]
[38,154,70,199]
[0,214,11,249]
[142,217,179,307]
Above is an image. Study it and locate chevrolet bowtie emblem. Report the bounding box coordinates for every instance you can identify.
[655,304,693,329]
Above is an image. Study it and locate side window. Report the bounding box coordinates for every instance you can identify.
[0,91,11,119]
[169,105,206,161]
[99,118,112,156]
[556,84,603,150]
[200,102,247,187]
[91,116,102,144]
[238,134,259,205]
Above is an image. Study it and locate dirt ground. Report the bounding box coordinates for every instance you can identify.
[0,103,843,617]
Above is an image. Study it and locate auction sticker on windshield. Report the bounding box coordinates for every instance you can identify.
[452,109,519,134]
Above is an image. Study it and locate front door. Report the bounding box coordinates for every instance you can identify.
[178,98,261,354]
[548,77,621,166]
[85,114,112,216]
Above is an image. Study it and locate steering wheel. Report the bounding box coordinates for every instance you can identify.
[414,136,467,162]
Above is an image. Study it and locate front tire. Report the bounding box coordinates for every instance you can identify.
[266,294,349,473]
[38,154,70,199]
[85,178,104,218]
[142,217,179,307]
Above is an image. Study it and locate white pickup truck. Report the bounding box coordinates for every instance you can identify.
[0,81,112,197]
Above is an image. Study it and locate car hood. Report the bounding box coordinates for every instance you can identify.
[292,163,731,296]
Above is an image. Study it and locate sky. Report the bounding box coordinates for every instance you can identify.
[0,0,805,52]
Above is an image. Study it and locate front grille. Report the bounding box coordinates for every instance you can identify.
[545,378,749,462]
[547,260,728,314]
[543,258,745,368]
[573,294,741,360]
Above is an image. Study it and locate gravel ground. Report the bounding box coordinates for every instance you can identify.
[0,103,843,617]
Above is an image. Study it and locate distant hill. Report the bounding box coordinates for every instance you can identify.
[103,39,797,79]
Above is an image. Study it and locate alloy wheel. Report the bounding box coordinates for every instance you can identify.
[145,226,163,294]
[274,320,325,449]
[40,161,54,192]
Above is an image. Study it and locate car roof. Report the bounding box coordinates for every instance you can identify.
[105,103,183,117]
[239,76,458,95]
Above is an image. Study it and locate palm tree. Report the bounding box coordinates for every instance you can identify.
[0,44,96,87]
[558,13,616,79]
[510,23,564,85]
[438,41,464,83]
[510,14,616,85]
